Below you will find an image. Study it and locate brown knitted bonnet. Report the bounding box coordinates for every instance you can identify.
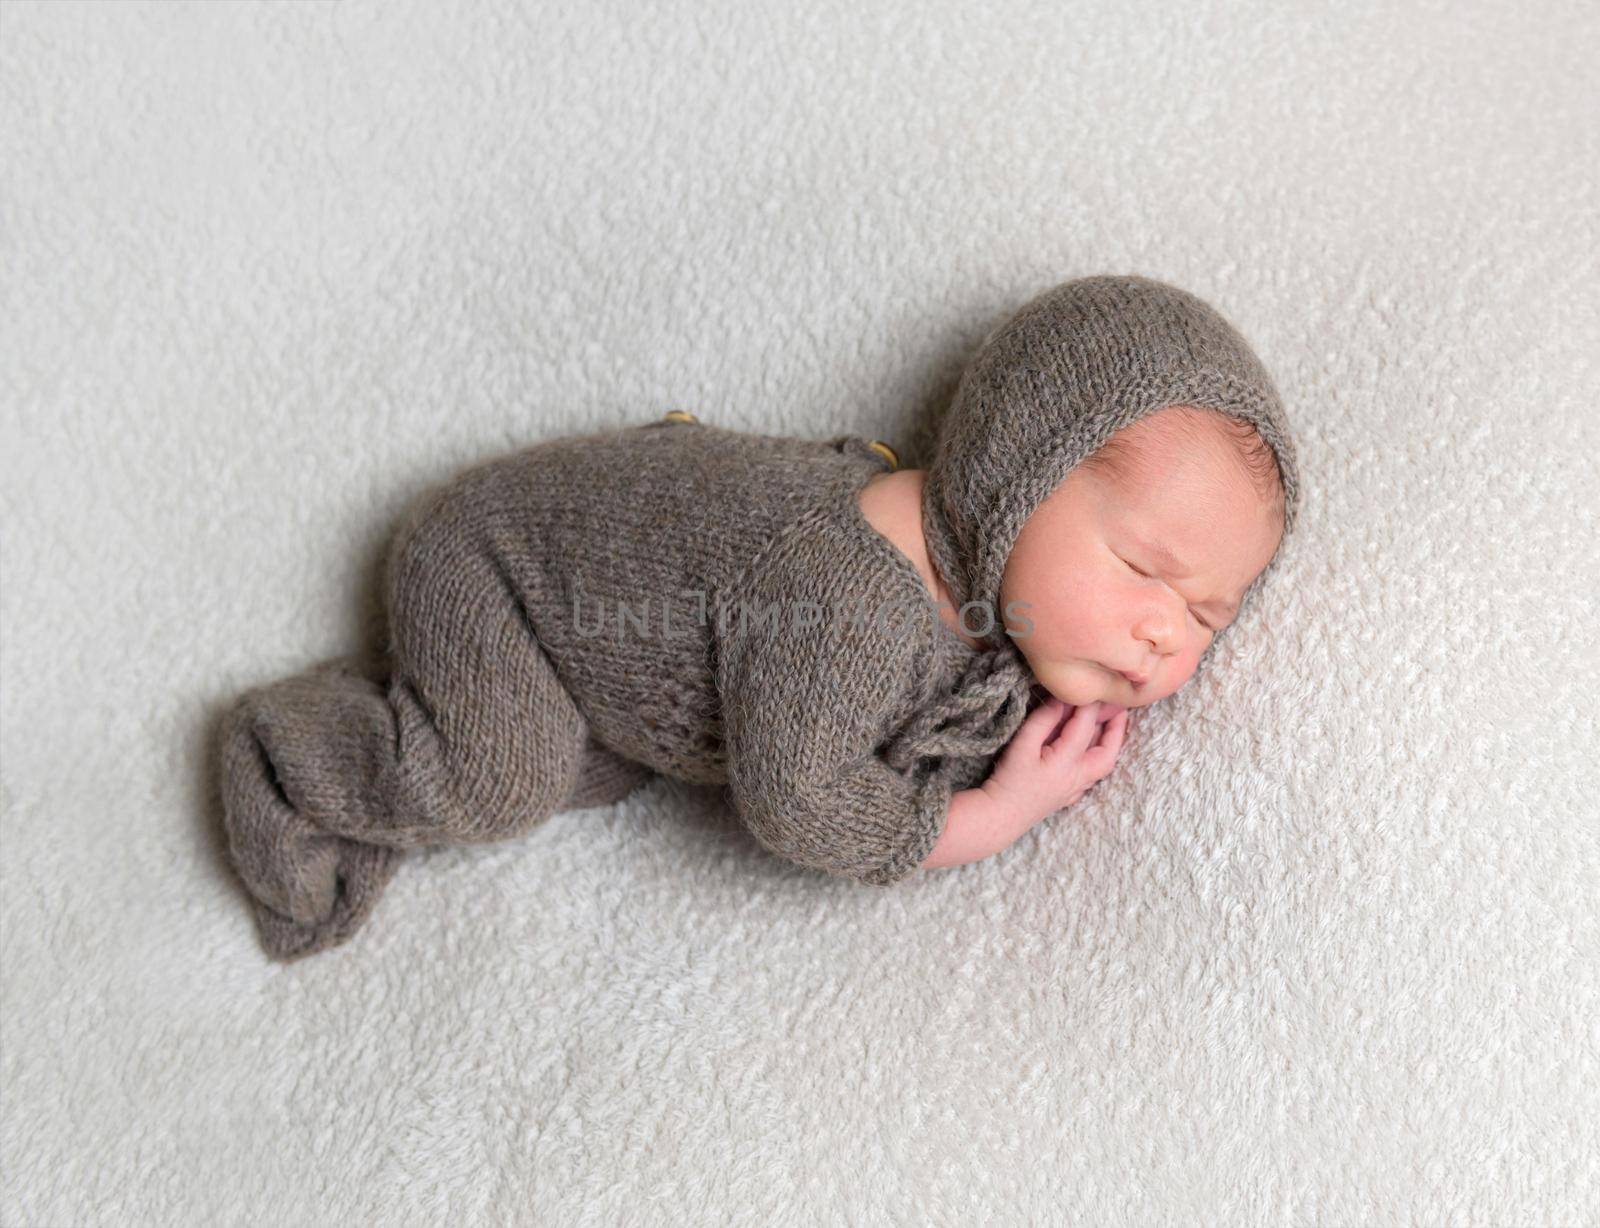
[920,273,1302,653]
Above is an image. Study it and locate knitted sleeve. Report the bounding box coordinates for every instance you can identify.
[716,526,948,886]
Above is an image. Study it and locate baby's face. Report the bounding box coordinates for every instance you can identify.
[998,407,1284,709]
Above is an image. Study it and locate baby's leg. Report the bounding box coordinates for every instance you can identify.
[220,476,588,961]
[219,655,408,961]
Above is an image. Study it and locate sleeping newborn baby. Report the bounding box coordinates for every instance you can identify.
[863,399,1288,868]
[219,273,1301,961]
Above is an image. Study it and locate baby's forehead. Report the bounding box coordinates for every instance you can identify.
[1094,441,1239,511]
[1084,449,1284,576]
[1095,407,1274,510]
[1105,404,1239,465]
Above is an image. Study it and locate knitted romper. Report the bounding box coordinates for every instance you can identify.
[222,417,1031,961]
[219,274,1302,962]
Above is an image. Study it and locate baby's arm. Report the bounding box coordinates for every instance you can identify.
[921,699,1128,870]
[718,573,952,885]
[919,786,1029,869]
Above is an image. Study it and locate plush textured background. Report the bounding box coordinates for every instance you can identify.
[3,1,1596,1224]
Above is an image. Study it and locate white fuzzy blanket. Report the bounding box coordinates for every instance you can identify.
[3,1,1596,1223]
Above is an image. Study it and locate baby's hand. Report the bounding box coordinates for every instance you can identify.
[983,698,1129,822]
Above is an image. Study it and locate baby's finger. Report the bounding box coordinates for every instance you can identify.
[1045,700,1102,757]
[1083,709,1128,774]
[1014,696,1067,755]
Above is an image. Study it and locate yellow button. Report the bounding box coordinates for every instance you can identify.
[866,439,899,470]
[662,410,699,424]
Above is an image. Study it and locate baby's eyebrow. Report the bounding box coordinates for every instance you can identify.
[1139,538,1193,578]
[1137,537,1240,619]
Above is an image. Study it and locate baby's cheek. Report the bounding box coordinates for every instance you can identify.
[1165,652,1204,694]
[1038,661,1115,709]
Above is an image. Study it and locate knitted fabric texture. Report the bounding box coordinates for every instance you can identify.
[219,272,1299,962]
[922,273,1302,654]
[220,426,1020,961]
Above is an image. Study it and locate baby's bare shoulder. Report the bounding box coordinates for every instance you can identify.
[857,469,930,578]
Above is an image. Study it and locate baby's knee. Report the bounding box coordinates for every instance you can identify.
[382,476,501,657]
